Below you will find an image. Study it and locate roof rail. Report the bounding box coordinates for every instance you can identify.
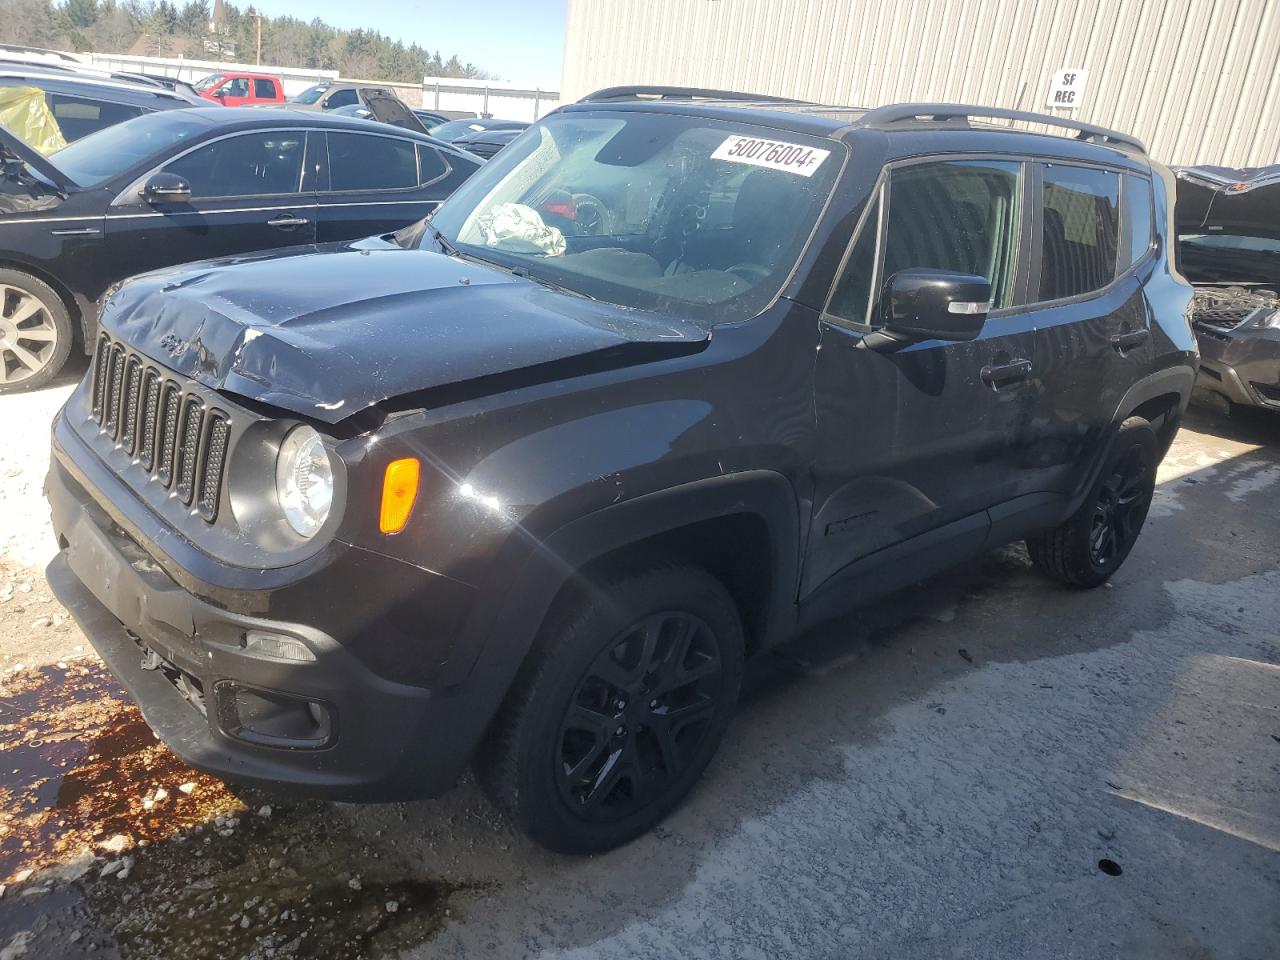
[856,103,1146,153]
[579,85,806,105]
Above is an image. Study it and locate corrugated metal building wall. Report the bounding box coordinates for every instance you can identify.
[561,0,1280,166]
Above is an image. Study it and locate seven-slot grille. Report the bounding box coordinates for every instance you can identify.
[89,334,231,522]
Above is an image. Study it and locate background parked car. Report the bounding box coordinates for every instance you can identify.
[1175,165,1280,415]
[193,71,285,107]
[326,92,430,134]
[413,108,479,127]
[449,124,526,159]
[286,81,404,113]
[0,67,199,144]
[0,107,481,390]
[426,117,528,146]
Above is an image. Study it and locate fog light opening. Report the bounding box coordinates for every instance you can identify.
[214,681,335,750]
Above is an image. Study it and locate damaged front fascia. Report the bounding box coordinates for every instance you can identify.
[97,242,711,431]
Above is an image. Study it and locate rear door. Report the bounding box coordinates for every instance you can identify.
[806,157,1039,595]
[314,131,455,241]
[104,128,317,275]
[1025,162,1153,496]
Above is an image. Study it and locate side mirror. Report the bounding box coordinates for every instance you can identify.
[212,88,227,99]
[864,269,991,350]
[142,172,192,205]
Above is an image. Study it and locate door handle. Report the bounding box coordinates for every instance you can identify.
[980,358,1033,389]
[1110,329,1149,354]
[267,215,309,228]
[50,227,102,236]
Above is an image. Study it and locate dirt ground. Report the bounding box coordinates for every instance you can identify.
[0,364,1277,960]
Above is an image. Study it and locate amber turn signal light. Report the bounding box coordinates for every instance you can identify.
[379,458,420,534]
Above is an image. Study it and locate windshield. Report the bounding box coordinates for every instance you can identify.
[48,111,211,187]
[290,84,328,105]
[193,74,221,92]
[429,119,488,141]
[427,111,842,324]
[1180,232,1280,285]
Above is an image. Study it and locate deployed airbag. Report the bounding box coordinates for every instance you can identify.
[0,87,67,155]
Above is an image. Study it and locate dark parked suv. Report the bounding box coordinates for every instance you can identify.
[46,89,1197,853]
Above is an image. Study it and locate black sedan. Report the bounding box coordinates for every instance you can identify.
[0,108,481,390]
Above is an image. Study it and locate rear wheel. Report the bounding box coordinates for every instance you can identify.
[478,561,744,854]
[0,269,74,393]
[1027,417,1158,588]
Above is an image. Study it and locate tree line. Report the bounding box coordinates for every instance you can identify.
[0,0,492,83]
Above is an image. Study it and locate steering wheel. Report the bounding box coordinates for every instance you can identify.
[726,262,770,284]
[571,192,614,237]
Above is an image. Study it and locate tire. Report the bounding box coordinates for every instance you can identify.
[0,269,74,394]
[1026,416,1158,588]
[477,561,745,854]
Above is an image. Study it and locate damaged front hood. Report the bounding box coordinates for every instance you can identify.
[100,238,709,423]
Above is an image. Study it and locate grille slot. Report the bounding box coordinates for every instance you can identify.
[156,382,181,488]
[119,358,143,454]
[103,345,125,437]
[85,334,233,523]
[175,398,204,505]
[198,414,230,521]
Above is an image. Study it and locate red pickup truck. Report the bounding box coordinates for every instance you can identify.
[193,72,285,106]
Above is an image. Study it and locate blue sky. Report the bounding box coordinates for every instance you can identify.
[245,0,568,88]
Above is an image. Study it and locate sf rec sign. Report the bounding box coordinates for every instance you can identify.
[1047,69,1088,109]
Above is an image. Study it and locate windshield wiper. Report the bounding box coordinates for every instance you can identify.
[429,224,461,258]
[508,264,592,300]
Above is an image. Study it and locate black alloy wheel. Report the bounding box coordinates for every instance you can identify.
[1088,444,1151,567]
[1027,416,1158,588]
[478,562,744,854]
[556,610,725,820]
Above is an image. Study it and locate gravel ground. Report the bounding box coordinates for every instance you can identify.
[0,370,1276,960]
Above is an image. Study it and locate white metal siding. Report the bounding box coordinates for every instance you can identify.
[561,0,1280,166]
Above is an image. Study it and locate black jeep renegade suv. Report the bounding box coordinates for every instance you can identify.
[46,89,1197,853]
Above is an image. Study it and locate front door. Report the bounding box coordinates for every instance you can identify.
[805,157,1040,596]
[104,129,318,279]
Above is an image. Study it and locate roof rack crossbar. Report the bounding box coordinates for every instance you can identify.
[579,85,807,105]
[856,103,1146,153]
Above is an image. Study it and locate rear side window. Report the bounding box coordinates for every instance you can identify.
[46,94,142,141]
[327,133,417,191]
[253,78,276,99]
[417,144,449,184]
[1038,165,1120,301]
[1123,174,1154,270]
[325,88,358,109]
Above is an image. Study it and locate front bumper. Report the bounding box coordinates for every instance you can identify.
[1193,329,1280,411]
[46,425,481,802]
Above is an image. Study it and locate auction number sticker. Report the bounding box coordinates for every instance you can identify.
[711,135,830,177]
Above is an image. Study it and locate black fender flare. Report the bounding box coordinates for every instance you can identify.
[430,470,802,760]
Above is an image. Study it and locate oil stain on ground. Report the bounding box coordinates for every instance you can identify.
[0,662,470,959]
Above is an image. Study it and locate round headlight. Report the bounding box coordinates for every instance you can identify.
[275,426,333,537]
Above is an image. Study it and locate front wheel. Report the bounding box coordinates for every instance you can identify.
[477,562,744,854]
[0,269,74,393]
[1027,416,1158,588]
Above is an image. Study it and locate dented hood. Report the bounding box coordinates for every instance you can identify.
[100,238,708,423]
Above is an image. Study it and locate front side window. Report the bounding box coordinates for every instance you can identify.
[826,187,882,325]
[1038,164,1120,301]
[327,133,416,191]
[163,131,305,199]
[223,77,250,98]
[428,111,842,325]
